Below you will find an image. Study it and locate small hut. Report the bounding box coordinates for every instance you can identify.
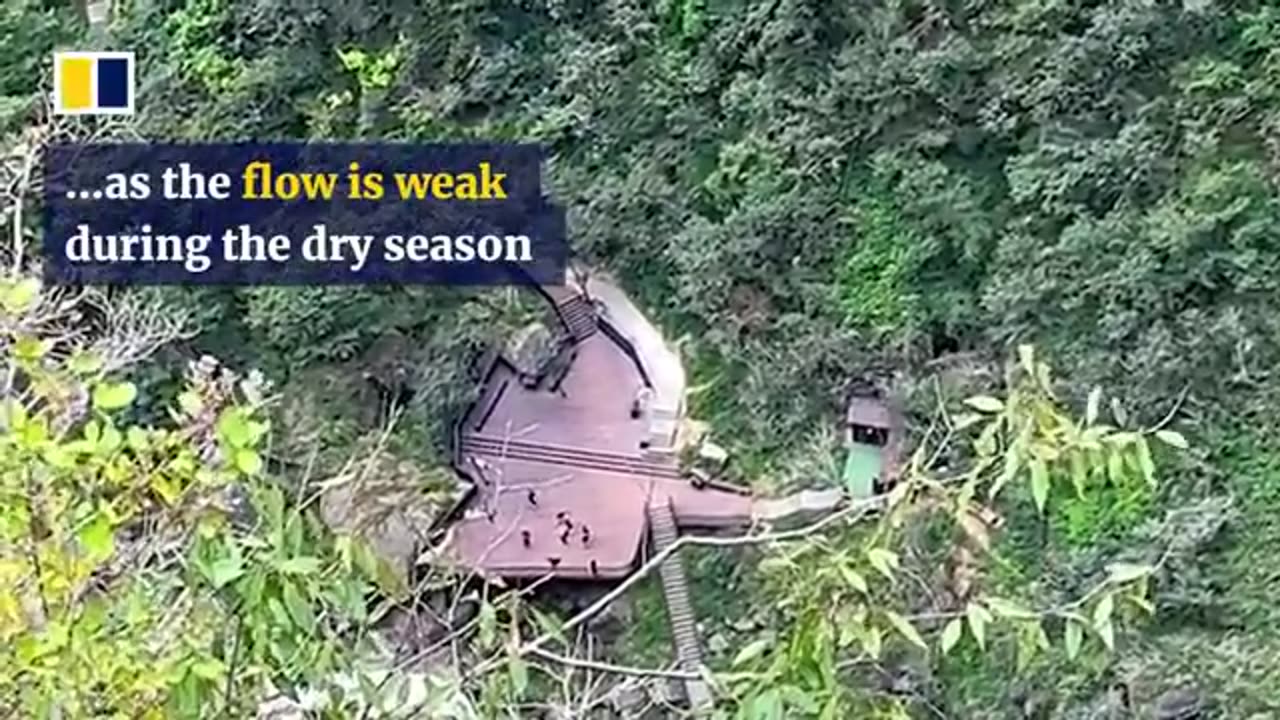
[842,393,903,498]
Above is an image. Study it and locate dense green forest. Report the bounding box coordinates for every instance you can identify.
[3,0,1280,717]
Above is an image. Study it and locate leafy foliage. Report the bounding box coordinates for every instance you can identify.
[0,275,384,717]
[717,348,1169,717]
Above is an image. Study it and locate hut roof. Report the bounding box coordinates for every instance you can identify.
[845,395,893,429]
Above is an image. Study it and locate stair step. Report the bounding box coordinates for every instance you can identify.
[462,435,682,478]
[463,439,657,470]
[555,297,598,340]
[665,579,696,597]
[465,435,667,467]
[461,444,681,480]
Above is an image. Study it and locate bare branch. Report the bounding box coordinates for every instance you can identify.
[89,289,198,374]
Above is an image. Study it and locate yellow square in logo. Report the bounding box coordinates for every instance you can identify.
[57,57,93,110]
[53,52,135,115]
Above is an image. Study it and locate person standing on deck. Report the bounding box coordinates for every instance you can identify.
[631,386,654,419]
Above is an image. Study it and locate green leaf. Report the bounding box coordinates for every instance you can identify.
[282,515,305,555]
[507,654,528,697]
[177,391,203,416]
[267,598,292,629]
[975,419,1000,456]
[247,420,269,445]
[1017,344,1036,375]
[477,601,498,650]
[93,382,137,410]
[206,555,245,589]
[1069,451,1088,497]
[78,513,115,561]
[67,351,103,376]
[277,556,322,575]
[1015,620,1049,672]
[151,475,181,504]
[1095,617,1114,651]
[99,423,122,454]
[884,611,928,651]
[1107,448,1127,485]
[2,277,40,313]
[188,658,226,681]
[985,597,1037,620]
[1107,431,1139,447]
[966,603,991,650]
[1,399,27,429]
[1110,397,1128,427]
[866,548,899,581]
[240,570,267,609]
[840,566,868,594]
[749,689,783,720]
[782,687,819,714]
[1155,429,1188,449]
[1029,458,1050,512]
[1085,387,1102,426]
[281,582,315,633]
[126,426,149,451]
[965,395,1005,413]
[1106,563,1154,584]
[1133,435,1156,487]
[530,606,566,644]
[1127,593,1155,616]
[217,409,253,448]
[13,337,51,361]
[43,445,75,470]
[1064,620,1083,660]
[1093,594,1114,626]
[940,618,963,655]
[733,638,771,667]
[859,625,882,660]
[234,448,263,476]
[989,448,1020,500]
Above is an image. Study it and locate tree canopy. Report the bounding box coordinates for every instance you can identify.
[3,0,1280,716]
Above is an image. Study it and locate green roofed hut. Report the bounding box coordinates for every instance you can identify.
[842,394,903,498]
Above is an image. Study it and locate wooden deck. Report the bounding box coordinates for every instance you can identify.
[446,297,754,580]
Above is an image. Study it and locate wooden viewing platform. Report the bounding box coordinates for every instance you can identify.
[444,276,756,579]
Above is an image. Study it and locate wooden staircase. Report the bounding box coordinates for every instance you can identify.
[648,499,713,709]
[556,294,598,342]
